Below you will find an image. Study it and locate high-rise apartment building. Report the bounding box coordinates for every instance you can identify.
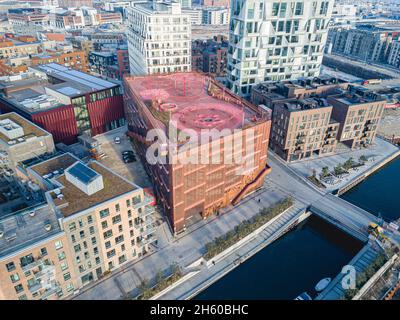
[126,1,192,75]
[226,0,334,97]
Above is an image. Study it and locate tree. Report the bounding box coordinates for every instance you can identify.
[334,164,344,176]
[311,168,317,178]
[138,278,151,297]
[320,166,330,179]
[343,157,354,170]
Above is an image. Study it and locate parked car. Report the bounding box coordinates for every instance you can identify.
[123,153,136,160]
[122,150,134,156]
[114,137,121,144]
[124,156,136,163]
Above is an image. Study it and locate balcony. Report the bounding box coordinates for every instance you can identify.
[142,226,156,237]
[137,235,157,247]
[21,259,42,272]
[138,205,155,219]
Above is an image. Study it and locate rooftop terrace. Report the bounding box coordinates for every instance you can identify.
[126,72,263,135]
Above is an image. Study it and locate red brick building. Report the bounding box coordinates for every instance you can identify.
[124,72,271,234]
[0,63,125,144]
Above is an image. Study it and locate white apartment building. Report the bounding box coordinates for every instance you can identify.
[226,0,334,97]
[202,6,230,25]
[126,1,192,75]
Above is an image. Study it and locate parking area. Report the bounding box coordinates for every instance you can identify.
[94,126,152,189]
[288,137,399,192]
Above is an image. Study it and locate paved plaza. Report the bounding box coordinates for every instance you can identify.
[288,138,399,192]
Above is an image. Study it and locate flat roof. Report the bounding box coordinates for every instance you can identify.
[0,203,62,259]
[277,98,332,112]
[30,153,78,177]
[125,72,262,134]
[36,63,118,92]
[0,112,50,143]
[54,162,137,217]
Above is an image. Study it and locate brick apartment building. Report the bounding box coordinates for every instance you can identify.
[192,35,228,77]
[252,77,386,162]
[0,152,156,300]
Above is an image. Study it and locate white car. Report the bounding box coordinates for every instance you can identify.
[114,137,121,144]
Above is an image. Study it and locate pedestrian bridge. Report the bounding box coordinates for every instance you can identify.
[309,193,380,242]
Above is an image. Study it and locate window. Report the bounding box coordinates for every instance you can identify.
[79,231,85,239]
[119,255,126,264]
[107,249,116,259]
[40,248,48,257]
[66,283,74,292]
[112,215,121,225]
[295,2,303,15]
[99,209,110,219]
[55,240,63,250]
[18,294,27,300]
[71,235,76,243]
[58,252,66,261]
[103,230,113,240]
[87,215,93,224]
[105,241,111,249]
[10,273,20,283]
[115,235,124,244]
[126,199,131,207]
[115,204,120,212]
[74,244,81,253]
[89,226,95,235]
[118,225,123,233]
[14,284,24,294]
[68,222,76,232]
[94,247,99,255]
[20,254,34,268]
[101,221,108,229]
[61,262,68,271]
[6,262,15,272]
[272,2,280,16]
[63,272,71,281]
[91,237,97,245]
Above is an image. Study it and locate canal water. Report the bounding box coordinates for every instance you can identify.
[195,216,362,300]
[341,158,400,222]
[195,158,400,300]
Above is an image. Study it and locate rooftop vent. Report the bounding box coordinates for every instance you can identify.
[44,221,52,231]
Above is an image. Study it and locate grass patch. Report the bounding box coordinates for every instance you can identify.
[343,253,388,300]
[204,197,294,260]
[308,175,326,189]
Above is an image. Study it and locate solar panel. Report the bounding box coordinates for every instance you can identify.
[67,162,99,185]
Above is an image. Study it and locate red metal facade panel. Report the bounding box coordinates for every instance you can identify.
[31,105,78,145]
[87,95,124,136]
